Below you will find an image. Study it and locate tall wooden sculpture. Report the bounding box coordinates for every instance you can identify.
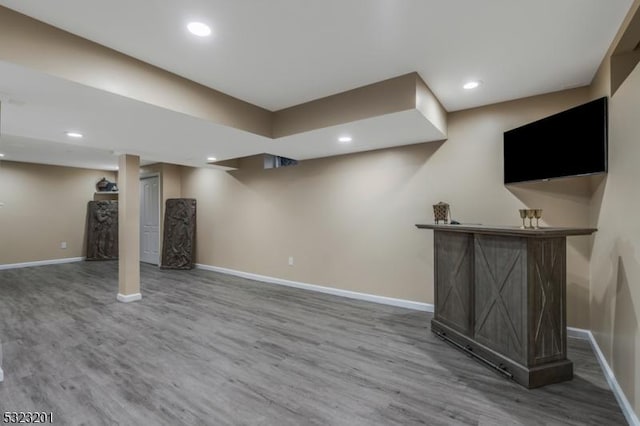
[161,198,196,269]
[86,200,119,260]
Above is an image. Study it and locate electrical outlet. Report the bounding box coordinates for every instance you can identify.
[288,256,294,266]
[60,241,67,249]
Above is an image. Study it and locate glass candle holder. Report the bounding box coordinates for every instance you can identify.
[519,209,527,229]
[533,209,543,228]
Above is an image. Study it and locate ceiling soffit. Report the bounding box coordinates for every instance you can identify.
[0,6,446,144]
[611,3,640,94]
[0,6,273,138]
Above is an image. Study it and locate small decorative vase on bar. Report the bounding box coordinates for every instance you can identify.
[433,202,450,224]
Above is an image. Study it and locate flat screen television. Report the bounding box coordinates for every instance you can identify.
[503,97,608,184]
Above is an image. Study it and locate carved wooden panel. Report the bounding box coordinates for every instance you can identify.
[434,231,473,336]
[528,237,566,365]
[86,201,118,260]
[474,235,527,364]
[161,198,196,270]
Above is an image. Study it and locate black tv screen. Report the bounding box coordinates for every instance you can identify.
[503,97,608,184]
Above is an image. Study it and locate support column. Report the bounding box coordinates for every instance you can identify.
[117,154,141,303]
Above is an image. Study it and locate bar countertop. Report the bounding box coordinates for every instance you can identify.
[415,223,597,237]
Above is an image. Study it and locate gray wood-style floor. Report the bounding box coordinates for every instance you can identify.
[0,262,627,425]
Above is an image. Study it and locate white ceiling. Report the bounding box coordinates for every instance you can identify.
[0,0,631,111]
[0,0,634,170]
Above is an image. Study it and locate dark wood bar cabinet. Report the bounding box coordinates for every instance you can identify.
[415,224,596,388]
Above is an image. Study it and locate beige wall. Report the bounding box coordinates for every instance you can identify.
[160,164,183,205]
[587,1,640,416]
[0,161,115,264]
[0,160,183,266]
[181,87,593,328]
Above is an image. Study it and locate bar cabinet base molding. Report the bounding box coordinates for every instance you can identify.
[431,319,573,388]
[415,223,596,389]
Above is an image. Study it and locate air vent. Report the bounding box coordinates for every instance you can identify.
[263,154,298,169]
[208,153,299,171]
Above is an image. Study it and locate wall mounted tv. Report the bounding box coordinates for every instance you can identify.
[503,97,608,184]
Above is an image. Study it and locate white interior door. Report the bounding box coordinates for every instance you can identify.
[140,176,160,264]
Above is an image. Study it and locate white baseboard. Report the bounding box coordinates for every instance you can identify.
[569,327,639,426]
[195,263,434,312]
[0,257,85,271]
[567,326,591,340]
[117,293,142,303]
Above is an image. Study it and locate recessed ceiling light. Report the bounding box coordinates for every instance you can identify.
[207,157,217,162]
[463,81,481,90]
[338,136,352,143]
[0,153,5,157]
[66,131,83,138]
[187,22,212,37]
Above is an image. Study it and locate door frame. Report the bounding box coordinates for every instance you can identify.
[140,172,161,266]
